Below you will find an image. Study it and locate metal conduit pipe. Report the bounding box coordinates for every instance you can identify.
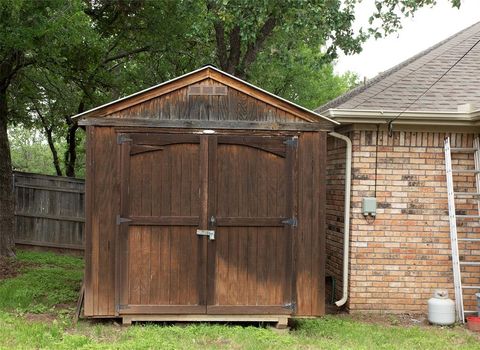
[328,131,352,307]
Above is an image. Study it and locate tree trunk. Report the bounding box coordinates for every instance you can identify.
[0,88,15,257]
[212,15,277,80]
[64,120,78,178]
[35,110,63,176]
[64,101,85,178]
[45,127,62,176]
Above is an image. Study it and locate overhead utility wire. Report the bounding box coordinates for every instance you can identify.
[387,37,480,136]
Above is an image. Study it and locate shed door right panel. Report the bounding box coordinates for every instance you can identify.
[207,135,296,314]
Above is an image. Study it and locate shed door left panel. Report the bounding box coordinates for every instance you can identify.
[117,133,207,315]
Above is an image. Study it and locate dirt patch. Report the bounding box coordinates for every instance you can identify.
[0,256,25,280]
[24,313,57,324]
[54,303,76,311]
[343,312,429,327]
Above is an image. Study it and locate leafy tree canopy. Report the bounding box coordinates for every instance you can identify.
[0,0,465,256]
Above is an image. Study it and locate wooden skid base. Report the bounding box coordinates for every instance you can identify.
[121,314,289,328]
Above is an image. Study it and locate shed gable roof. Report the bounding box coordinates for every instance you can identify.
[317,21,480,114]
[74,65,337,127]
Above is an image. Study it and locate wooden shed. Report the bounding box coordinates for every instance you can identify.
[74,66,337,326]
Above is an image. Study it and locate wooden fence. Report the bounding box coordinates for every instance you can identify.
[14,171,85,251]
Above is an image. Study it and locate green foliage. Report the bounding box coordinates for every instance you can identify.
[8,126,85,177]
[0,0,91,58]
[205,0,366,74]
[249,33,359,109]
[0,250,83,313]
[365,0,462,38]
[9,126,58,175]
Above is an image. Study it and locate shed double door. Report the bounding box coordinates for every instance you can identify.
[117,132,297,315]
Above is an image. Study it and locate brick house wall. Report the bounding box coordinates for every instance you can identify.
[326,135,347,303]
[327,128,480,313]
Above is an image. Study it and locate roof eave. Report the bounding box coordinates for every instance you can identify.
[324,108,480,127]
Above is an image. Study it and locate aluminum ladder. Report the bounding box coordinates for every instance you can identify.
[444,136,480,323]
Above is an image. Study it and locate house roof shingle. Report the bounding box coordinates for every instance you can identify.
[316,21,480,113]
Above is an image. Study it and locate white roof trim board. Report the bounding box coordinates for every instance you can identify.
[324,108,480,126]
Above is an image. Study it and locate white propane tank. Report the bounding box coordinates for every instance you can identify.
[428,289,455,325]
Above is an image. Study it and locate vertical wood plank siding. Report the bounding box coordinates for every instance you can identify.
[296,132,326,316]
[84,126,119,316]
[108,79,306,124]
[85,130,327,317]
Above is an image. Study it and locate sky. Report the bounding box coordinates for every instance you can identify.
[335,0,480,79]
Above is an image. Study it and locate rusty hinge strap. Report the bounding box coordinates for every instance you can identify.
[116,215,132,225]
[283,136,298,147]
[117,134,132,144]
[116,304,128,312]
[282,301,297,311]
[282,217,298,227]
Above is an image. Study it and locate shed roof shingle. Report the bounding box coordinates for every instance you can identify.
[316,21,480,113]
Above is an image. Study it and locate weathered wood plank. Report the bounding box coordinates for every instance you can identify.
[121,314,290,324]
[13,171,86,256]
[296,133,313,315]
[311,132,326,316]
[90,127,119,316]
[79,118,334,131]
[14,184,84,194]
[208,68,320,122]
[83,127,94,316]
[15,212,85,223]
[82,69,210,118]
[295,132,325,316]
[15,239,84,251]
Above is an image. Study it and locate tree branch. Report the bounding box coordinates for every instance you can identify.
[207,2,228,70]
[30,100,63,176]
[213,21,228,70]
[238,14,277,78]
[102,45,150,64]
[0,51,31,88]
[227,25,241,74]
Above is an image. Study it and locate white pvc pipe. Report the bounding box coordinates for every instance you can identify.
[328,132,352,307]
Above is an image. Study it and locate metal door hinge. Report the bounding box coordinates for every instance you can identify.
[282,217,298,227]
[116,304,127,312]
[283,136,298,147]
[283,302,297,311]
[117,134,132,144]
[116,215,132,225]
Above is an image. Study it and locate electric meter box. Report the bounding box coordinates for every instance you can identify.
[362,197,377,217]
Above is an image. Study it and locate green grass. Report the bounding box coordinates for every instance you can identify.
[1,312,479,350]
[0,250,479,349]
[0,251,83,313]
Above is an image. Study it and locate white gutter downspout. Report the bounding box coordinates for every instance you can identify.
[328,132,352,307]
